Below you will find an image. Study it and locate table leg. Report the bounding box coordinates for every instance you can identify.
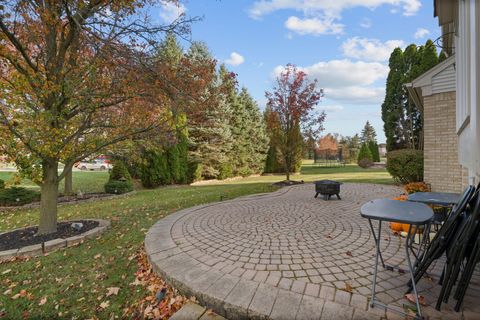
[368,219,385,268]
[406,225,423,318]
[369,219,383,307]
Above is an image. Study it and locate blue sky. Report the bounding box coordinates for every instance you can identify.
[153,0,441,143]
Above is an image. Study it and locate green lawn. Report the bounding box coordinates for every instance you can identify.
[0,163,393,318]
[0,171,110,194]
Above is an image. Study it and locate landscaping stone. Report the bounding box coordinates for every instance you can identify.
[0,248,18,261]
[170,302,206,320]
[66,235,85,247]
[17,244,42,257]
[43,238,66,253]
[145,183,480,320]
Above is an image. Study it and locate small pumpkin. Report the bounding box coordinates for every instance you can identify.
[390,222,404,232]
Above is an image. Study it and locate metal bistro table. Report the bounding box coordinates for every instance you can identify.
[408,192,460,226]
[408,192,460,207]
[361,199,433,319]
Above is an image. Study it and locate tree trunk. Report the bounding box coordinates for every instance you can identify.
[64,165,73,196]
[38,161,59,235]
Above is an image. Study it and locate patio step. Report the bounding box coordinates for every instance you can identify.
[170,302,226,320]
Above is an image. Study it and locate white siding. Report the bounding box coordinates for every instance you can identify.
[432,64,456,93]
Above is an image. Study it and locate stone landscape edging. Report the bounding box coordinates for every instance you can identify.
[0,219,111,261]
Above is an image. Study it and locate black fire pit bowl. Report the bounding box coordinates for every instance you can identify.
[314,180,342,200]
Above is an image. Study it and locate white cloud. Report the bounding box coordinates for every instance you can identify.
[414,28,430,39]
[325,86,385,104]
[225,52,245,66]
[249,0,421,19]
[159,2,186,23]
[320,105,344,112]
[285,16,344,35]
[273,60,388,104]
[341,37,405,62]
[360,18,372,28]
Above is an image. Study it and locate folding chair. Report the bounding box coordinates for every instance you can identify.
[409,186,476,288]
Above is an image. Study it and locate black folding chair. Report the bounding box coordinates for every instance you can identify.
[409,186,476,287]
[435,190,480,310]
[454,230,480,311]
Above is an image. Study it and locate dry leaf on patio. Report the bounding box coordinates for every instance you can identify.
[344,283,353,293]
[106,287,120,297]
[404,293,426,306]
[346,251,353,257]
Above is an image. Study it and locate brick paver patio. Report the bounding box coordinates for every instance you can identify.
[146,183,480,319]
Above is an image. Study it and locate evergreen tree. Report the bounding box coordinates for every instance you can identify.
[382,40,440,151]
[368,140,380,162]
[238,88,269,174]
[186,43,234,179]
[361,121,377,143]
[357,143,373,162]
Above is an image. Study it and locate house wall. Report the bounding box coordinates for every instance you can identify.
[455,0,480,185]
[424,91,465,192]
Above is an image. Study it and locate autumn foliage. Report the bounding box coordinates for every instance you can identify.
[0,1,212,234]
[265,64,325,180]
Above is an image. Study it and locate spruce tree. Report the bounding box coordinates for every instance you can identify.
[186,43,233,179]
[361,121,377,143]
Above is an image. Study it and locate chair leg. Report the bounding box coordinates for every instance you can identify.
[315,192,319,198]
[336,194,341,200]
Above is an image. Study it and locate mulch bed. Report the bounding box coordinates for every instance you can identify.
[272,180,304,187]
[0,220,99,251]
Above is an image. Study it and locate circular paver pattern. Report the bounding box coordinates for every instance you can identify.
[146,184,480,320]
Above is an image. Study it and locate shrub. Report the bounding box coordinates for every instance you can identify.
[368,141,381,162]
[0,179,4,189]
[357,143,373,164]
[104,180,133,194]
[109,160,132,181]
[404,182,430,194]
[139,150,172,188]
[386,149,424,184]
[188,162,203,183]
[358,158,374,168]
[218,163,233,180]
[0,187,40,206]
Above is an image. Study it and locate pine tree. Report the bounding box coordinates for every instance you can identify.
[238,88,269,174]
[382,40,440,151]
[358,143,373,162]
[361,121,377,143]
[186,43,234,179]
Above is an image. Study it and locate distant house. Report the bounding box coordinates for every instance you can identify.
[378,143,387,158]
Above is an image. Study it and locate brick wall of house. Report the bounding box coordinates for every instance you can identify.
[423,91,465,192]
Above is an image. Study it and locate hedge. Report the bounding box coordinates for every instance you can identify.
[0,187,40,206]
[104,180,134,194]
[386,149,424,184]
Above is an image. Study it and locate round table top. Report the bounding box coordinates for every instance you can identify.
[408,192,460,207]
[360,198,434,225]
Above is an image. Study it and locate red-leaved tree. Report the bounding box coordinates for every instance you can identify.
[265,64,326,180]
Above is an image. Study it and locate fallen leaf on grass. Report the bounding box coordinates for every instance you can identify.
[38,297,47,306]
[94,254,102,259]
[1,269,11,275]
[106,287,120,297]
[99,301,110,309]
[405,293,426,306]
